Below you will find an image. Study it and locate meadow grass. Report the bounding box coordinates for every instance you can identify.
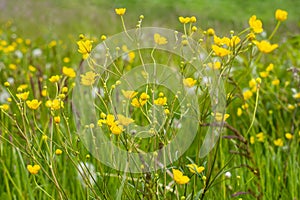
[0,3,300,200]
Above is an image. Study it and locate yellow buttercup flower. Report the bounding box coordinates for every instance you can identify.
[178,16,191,24]
[207,61,221,70]
[77,39,92,59]
[154,97,167,106]
[27,164,41,175]
[131,98,141,108]
[0,104,9,111]
[55,149,63,155]
[187,164,205,174]
[207,28,215,36]
[117,114,134,126]
[212,112,230,122]
[122,90,138,99]
[259,71,269,78]
[26,99,41,110]
[183,78,197,87]
[249,15,263,33]
[172,169,190,184]
[54,116,61,124]
[110,124,123,135]
[49,75,60,83]
[272,78,280,85]
[285,133,293,140]
[275,9,288,22]
[48,99,64,110]
[293,92,300,99]
[253,40,278,53]
[213,35,230,46]
[62,67,76,78]
[16,91,29,101]
[212,45,231,57]
[154,33,168,45]
[229,36,241,47]
[237,108,242,116]
[256,132,264,142]
[243,90,253,100]
[266,63,274,72]
[115,8,126,16]
[80,71,98,86]
[274,138,283,147]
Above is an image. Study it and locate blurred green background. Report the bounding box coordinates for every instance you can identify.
[1,0,299,41]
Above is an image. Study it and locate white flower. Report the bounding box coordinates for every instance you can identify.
[225,171,231,178]
[0,90,10,103]
[32,48,42,57]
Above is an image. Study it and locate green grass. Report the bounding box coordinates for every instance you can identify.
[1,0,299,42]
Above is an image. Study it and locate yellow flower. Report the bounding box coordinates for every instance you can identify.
[154,97,167,106]
[117,114,134,126]
[26,99,41,110]
[0,104,9,111]
[183,78,197,87]
[253,40,278,53]
[62,67,76,78]
[54,116,61,123]
[9,63,17,70]
[212,45,231,57]
[190,16,197,23]
[16,91,29,101]
[249,15,263,33]
[266,63,274,72]
[187,164,205,174]
[172,169,190,184]
[80,71,98,86]
[28,65,36,72]
[49,75,60,83]
[287,104,295,110]
[293,92,300,99]
[27,164,41,175]
[272,79,280,86]
[207,28,215,36]
[122,90,138,99]
[256,132,264,142]
[259,71,269,78]
[243,90,253,100]
[274,138,283,147]
[115,8,126,16]
[237,108,242,116]
[139,92,149,106]
[51,99,64,110]
[207,61,221,70]
[4,82,10,87]
[178,16,191,24]
[275,9,288,22]
[285,133,293,140]
[41,89,47,97]
[249,79,256,89]
[110,123,123,135]
[55,149,63,155]
[77,39,92,59]
[105,114,115,126]
[154,33,168,45]
[63,57,70,63]
[229,36,241,47]
[17,84,28,92]
[212,112,230,122]
[131,98,141,107]
[250,136,255,144]
[213,36,230,46]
